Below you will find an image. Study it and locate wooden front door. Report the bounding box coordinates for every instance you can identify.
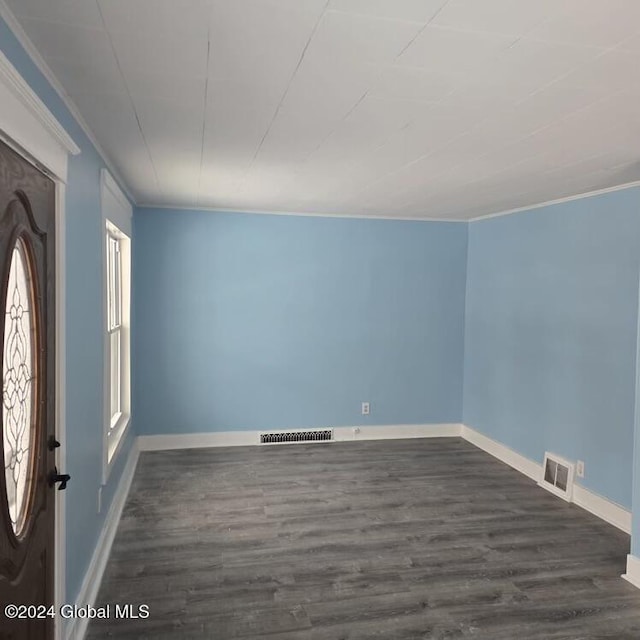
[0,139,61,639]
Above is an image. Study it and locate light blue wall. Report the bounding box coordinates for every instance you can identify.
[133,208,468,433]
[0,18,135,601]
[464,187,640,510]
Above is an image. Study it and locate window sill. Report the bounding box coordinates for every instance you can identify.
[105,412,131,480]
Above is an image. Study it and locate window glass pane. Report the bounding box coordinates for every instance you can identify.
[3,239,37,535]
[106,235,113,329]
[110,329,120,422]
[114,239,121,327]
[106,234,121,331]
[108,236,113,328]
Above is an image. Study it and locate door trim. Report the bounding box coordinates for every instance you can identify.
[0,51,79,180]
[0,47,79,640]
[54,182,67,640]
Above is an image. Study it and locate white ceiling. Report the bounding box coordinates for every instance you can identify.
[6,0,640,220]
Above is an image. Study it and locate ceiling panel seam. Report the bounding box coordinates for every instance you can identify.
[96,0,162,198]
[196,31,211,207]
[239,0,331,189]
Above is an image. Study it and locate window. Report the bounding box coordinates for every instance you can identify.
[3,238,38,536]
[101,170,132,477]
[105,219,131,468]
[107,229,123,432]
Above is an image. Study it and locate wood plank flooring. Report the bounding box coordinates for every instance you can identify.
[87,438,640,639]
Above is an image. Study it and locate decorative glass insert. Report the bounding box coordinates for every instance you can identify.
[3,238,36,535]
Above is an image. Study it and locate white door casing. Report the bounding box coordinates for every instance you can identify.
[0,48,80,640]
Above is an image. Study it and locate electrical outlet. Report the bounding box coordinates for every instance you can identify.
[361,402,370,415]
[576,460,585,478]
[353,427,360,435]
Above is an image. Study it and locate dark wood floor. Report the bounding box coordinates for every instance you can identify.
[87,438,640,639]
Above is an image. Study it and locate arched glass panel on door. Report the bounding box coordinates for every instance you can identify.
[3,237,37,536]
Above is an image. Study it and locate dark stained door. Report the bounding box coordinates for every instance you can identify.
[0,139,57,639]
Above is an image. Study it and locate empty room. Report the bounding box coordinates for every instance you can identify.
[2,1,640,639]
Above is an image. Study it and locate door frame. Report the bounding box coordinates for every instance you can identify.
[0,49,79,640]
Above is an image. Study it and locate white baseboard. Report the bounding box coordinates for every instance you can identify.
[138,430,257,451]
[572,483,631,535]
[65,439,140,640]
[138,423,463,451]
[335,423,462,441]
[460,424,541,481]
[460,424,631,535]
[623,554,640,588]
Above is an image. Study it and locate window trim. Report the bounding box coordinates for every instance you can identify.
[106,226,124,442]
[101,170,132,482]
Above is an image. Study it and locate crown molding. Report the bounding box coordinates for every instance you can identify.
[0,0,136,204]
[136,202,466,223]
[468,179,640,223]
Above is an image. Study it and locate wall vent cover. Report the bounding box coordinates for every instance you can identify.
[539,452,575,501]
[260,429,333,445]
